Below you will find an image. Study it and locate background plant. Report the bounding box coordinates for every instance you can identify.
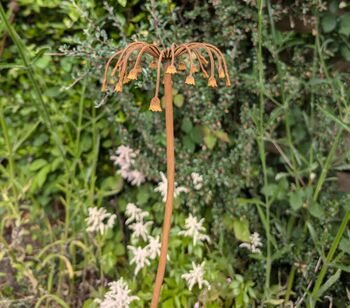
[0,0,350,307]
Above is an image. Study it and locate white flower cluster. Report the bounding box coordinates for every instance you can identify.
[125,203,161,275]
[154,172,188,202]
[181,262,211,291]
[85,207,116,235]
[191,172,203,190]
[239,232,263,254]
[96,278,139,308]
[110,145,145,186]
[179,214,210,246]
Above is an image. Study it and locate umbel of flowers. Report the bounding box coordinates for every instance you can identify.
[102,41,230,307]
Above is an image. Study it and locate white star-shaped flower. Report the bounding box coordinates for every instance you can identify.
[129,221,153,241]
[85,207,116,235]
[97,277,139,307]
[128,245,151,275]
[154,172,188,202]
[178,214,210,245]
[181,262,210,291]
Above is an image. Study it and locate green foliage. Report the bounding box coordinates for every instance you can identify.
[1,0,350,307]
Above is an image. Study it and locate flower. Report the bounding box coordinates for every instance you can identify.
[239,232,263,254]
[208,76,217,88]
[185,75,195,85]
[178,61,186,71]
[179,214,210,245]
[110,145,145,187]
[129,221,153,241]
[128,245,151,275]
[115,81,123,92]
[146,235,161,260]
[86,207,116,235]
[128,170,145,186]
[149,60,158,69]
[149,97,162,112]
[181,262,211,291]
[191,172,203,190]
[125,203,149,225]
[218,68,225,79]
[154,172,188,202]
[127,68,138,80]
[97,278,139,308]
[226,79,231,87]
[110,145,136,170]
[166,64,177,74]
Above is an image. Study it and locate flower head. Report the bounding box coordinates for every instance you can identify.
[146,235,161,260]
[115,81,123,92]
[154,172,188,202]
[127,68,138,80]
[208,76,217,88]
[191,172,203,190]
[239,232,263,254]
[178,61,187,71]
[181,262,211,291]
[129,220,153,241]
[219,68,225,79]
[86,207,116,235]
[110,145,145,187]
[149,97,162,112]
[185,75,195,85]
[166,64,177,74]
[97,278,139,308]
[125,203,149,225]
[128,245,151,275]
[178,214,210,245]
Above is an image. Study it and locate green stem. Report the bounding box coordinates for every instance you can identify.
[0,105,18,202]
[257,0,271,292]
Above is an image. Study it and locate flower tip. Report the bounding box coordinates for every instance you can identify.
[115,82,123,93]
[219,69,225,79]
[178,61,186,71]
[149,97,162,112]
[185,75,195,85]
[208,76,217,88]
[166,64,177,74]
[101,84,107,92]
[127,69,138,80]
[149,61,158,69]
[226,79,231,87]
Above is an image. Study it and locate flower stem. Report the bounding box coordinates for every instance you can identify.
[151,65,174,307]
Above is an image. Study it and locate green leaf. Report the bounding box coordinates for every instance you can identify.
[289,190,304,211]
[317,269,341,297]
[308,201,325,219]
[233,219,250,242]
[339,237,350,254]
[181,117,193,133]
[117,0,127,7]
[340,45,350,62]
[321,13,337,33]
[203,134,217,150]
[29,159,47,171]
[339,13,350,36]
[174,94,184,107]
